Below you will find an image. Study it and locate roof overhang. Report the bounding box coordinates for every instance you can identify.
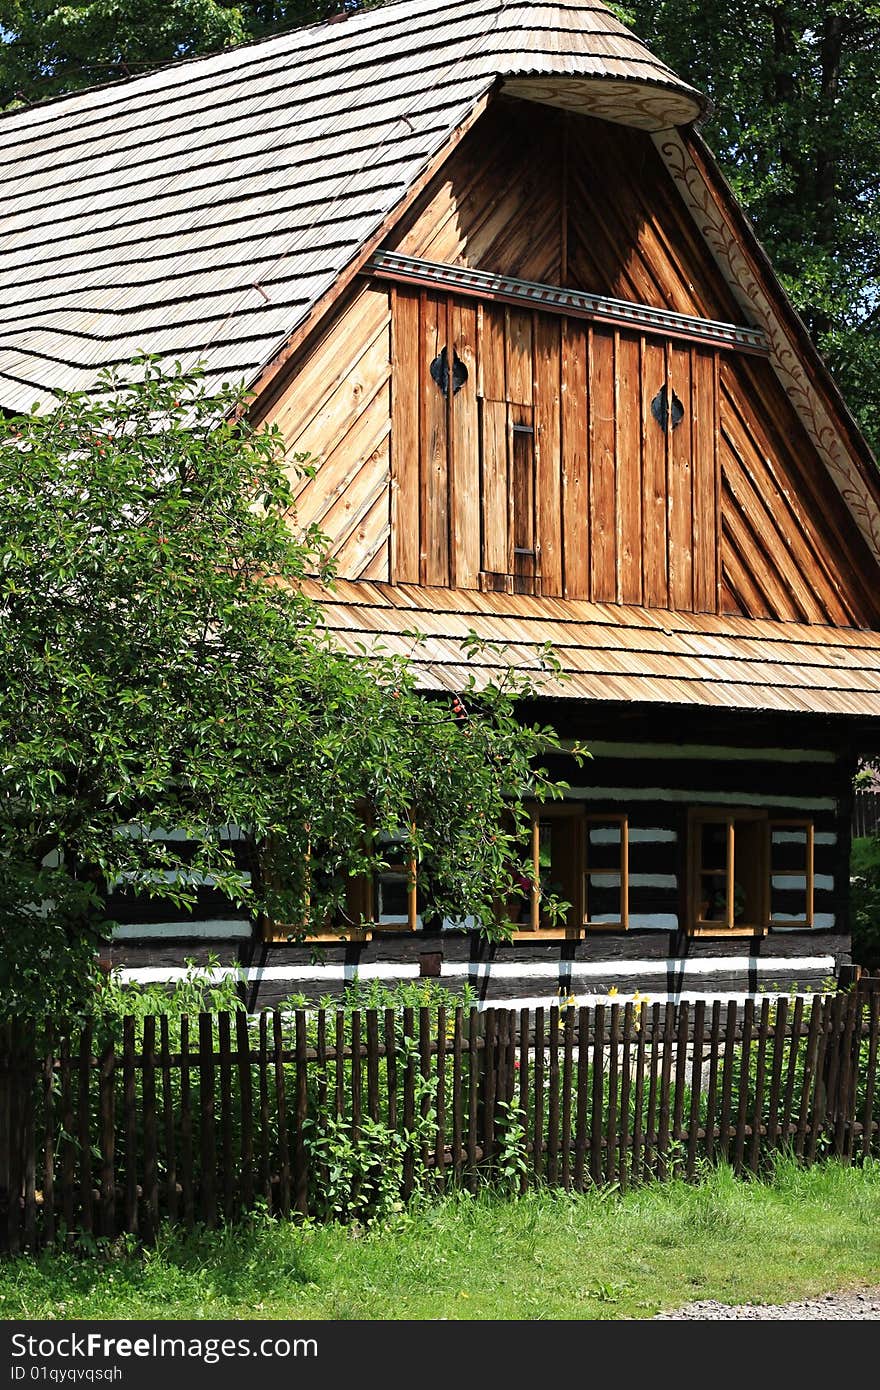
[304,578,880,722]
[501,74,704,130]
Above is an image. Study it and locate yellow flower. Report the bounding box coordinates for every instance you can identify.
[608,985,619,998]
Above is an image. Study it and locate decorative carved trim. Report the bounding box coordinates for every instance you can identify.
[367,250,768,355]
[501,77,702,132]
[655,129,880,563]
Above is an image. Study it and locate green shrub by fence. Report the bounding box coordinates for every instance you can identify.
[2,992,879,1252]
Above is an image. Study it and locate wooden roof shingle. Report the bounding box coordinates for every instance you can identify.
[304,578,880,720]
[0,0,705,413]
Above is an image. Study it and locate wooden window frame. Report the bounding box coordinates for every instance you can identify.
[513,805,632,938]
[584,812,630,932]
[260,831,372,945]
[512,802,584,940]
[373,822,420,935]
[768,818,815,929]
[687,808,769,937]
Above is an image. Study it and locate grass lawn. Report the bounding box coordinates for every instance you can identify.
[2,1158,880,1321]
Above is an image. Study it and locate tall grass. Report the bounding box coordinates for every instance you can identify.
[2,1158,879,1321]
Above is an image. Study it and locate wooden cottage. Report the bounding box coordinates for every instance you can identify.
[3,0,880,1008]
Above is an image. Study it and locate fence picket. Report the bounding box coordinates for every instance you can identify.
[23,1025,36,1252]
[160,1017,177,1225]
[42,1028,56,1246]
[630,1003,646,1187]
[435,1007,447,1188]
[385,1008,399,1134]
[518,1009,530,1195]
[733,999,754,1174]
[99,1040,115,1240]
[142,1016,158,1236]
[748,998,771,1174]
[199,1013,217,1228]
[466,1009,478,1190]
[547,1006,560,1186]
[672,1002,689,1175]
[781,996,805,1147]
[619,1003,634,1192]
[236,1012,253,1215]
[366,1010,380,1124]
[591,1004,605,1184]
[644,1003,662,1180]
[795,997,823,1160]
[272,1012,290,1219]
[59,1034,74,1236]
[217,1013,232,1223]
[180,1016,194,1228]
[574,1008,589,1192]
[806,997,833,1164]
[451,1008,462,1184]
[122,1017,138,1235]
[718,1001,738,1165]
[77,1022,93,1237]
[482,1009,496,1171]
[402,1008,416,1199]
[533,1007,545,1182]
[294,1013,308,1217]
[862,994,880,1161]
[657,1003,675,1180]
[606,1003,620,1186]
[766,995,788,1152]
[686,1001,704,1180]
[561,1009,575,1191]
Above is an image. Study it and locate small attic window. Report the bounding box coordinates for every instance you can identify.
[651,384,684,432]
[430,347,468,397]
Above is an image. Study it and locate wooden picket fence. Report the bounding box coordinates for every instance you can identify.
[2,992,880,1253]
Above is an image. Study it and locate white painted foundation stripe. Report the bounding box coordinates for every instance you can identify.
[815,833,837,846]
[566,741,836,763]
[565,786,836,810]
[111,921,251,941]
[814,913,836,928]
[116,955,836,986]
[475,990,830,1011]
[454,955,835,980]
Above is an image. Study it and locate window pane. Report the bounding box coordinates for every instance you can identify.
[771,827,807,874]
[378,875,409,921]
[733,818,764,927]
[700,820,727,873]
[770,876,808,922]
[586,875,622,923]
[539,816,579,930]
[699,872,728,922]
[586,821,621,873]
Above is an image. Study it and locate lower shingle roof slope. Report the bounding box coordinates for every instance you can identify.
[0,0,704,413]
[303,578,880,719]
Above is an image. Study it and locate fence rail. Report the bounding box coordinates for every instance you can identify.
[2,993,879,1253]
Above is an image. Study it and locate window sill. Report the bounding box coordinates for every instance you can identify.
[688,925,768,938]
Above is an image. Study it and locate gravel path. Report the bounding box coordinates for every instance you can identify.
[653,1288,880,1319]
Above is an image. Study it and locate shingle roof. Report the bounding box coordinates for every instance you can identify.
[304,577,880,719]
[0,0,705,413]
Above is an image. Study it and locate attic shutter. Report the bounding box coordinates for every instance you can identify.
[478,304,539,594]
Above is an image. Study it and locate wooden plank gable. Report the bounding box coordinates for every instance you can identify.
[255,97,880,629]
[380,101,880,625]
